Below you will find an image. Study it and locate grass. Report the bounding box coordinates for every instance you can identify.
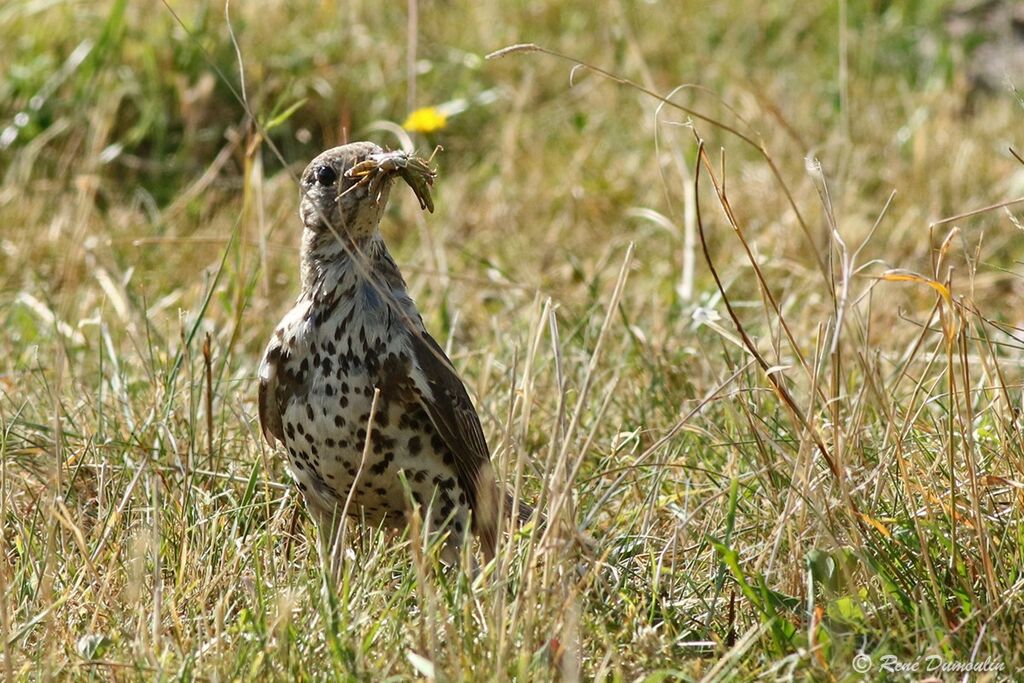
[2,0,1023,679]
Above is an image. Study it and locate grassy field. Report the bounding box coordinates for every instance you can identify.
[2,0,1023,679]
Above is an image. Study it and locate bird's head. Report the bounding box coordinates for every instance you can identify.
[299,141,393,239]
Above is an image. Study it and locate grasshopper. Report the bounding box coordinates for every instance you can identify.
[343,147,440,213]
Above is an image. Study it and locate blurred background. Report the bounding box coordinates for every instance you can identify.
[2,1,1022,351]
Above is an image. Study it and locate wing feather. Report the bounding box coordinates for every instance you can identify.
[258,342,284,446]
[407,329,499,555]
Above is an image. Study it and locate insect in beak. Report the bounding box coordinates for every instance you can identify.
[342,148,438,212]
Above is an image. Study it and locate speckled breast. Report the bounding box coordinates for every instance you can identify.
[274,283,470,537]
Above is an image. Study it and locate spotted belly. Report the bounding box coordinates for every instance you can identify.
[278,352,471,540]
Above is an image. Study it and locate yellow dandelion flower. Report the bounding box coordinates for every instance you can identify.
[403,107,447,133]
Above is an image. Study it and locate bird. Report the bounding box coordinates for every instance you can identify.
[258,141,517,567]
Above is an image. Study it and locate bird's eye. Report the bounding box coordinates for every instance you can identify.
[315,165,338,185]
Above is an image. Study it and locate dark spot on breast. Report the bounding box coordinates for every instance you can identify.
[369,432,396,454]
[408,436,422,455]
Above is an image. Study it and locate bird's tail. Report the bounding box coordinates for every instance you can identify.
[472,464,500,561]
[505,493,535,527]
[472,463,538,561]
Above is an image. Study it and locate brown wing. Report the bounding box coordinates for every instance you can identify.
[408,330,500,557]
[258,340,285,446]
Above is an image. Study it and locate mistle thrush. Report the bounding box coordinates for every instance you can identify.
[258,141,514,564]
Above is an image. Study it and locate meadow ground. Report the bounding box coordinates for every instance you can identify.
[2,0,1023,679]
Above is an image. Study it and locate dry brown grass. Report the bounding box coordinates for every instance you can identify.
[1,0,1023,679]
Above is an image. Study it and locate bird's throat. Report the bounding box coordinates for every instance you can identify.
[300,229,384,292]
